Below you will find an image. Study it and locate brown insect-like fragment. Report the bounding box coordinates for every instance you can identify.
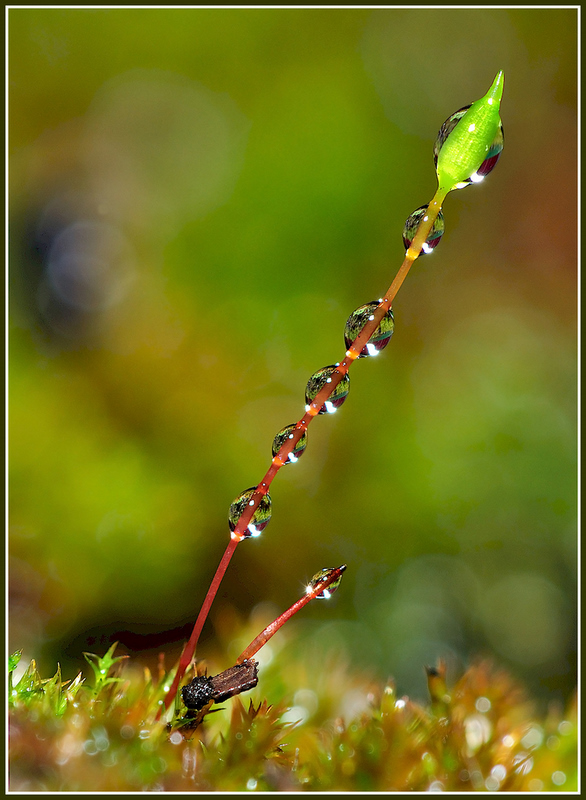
[181,659,259,710]
[209,660,259,704]
[181,673,215,711]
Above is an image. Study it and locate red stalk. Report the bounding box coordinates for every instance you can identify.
[158,190,446,721]
[157,537,239,719]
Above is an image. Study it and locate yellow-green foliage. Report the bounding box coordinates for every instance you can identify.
[9,646,577,792]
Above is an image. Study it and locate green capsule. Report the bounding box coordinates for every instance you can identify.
[435,71,504,193]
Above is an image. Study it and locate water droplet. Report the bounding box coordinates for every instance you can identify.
[403,206,445,253]
[308,567,345,599]
[83,739,98,756]
[475,696,491,713]
[465,714,492,752]
[228,486,272,537]
[521,726,543,750]
[271,424,308,464]
[344,302,394,358]
[305,365,350,414]
[469,770,484,790]
[182,748,197,778]
[558,720,573,736]
[434,105,504,188]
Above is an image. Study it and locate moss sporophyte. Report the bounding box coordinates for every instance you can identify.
[8,70,579,790]
[157,71,506,724]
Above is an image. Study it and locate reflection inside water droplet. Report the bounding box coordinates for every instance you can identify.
[305,366,350,414]
[271,424,308,464]
[228,487,272,537]
[344,302,394,358]
[403,206,445,254]
[475,696,491,713]
[308,567,344,598]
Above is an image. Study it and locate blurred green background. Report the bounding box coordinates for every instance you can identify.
[9,8,577,710]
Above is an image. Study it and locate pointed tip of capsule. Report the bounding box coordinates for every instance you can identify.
[338,564,347,573]
[487,70,504,105]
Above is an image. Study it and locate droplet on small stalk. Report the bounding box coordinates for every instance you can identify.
[308,565,346,599]
[305,366,350,414]
[228,487,272,538]
[271,423,308,463]
[402,207,445,254]
[344,302,395,358]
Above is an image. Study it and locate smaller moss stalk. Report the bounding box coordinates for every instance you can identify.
[236,565,347,664]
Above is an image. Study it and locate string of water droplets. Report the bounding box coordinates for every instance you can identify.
[158,71,504,720]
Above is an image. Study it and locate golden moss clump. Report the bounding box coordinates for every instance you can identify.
[9,646,577,792]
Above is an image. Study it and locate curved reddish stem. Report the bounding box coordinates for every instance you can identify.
[159,188,447,721]
[157,537,239,719]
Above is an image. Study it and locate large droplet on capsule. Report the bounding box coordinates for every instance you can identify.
[434,106,504,189]
[434,71,504,192]
[344,302,394,358]
[305,365,350,414]
[271,423,308,464]
[228,487,272,538]
[402,206,445,254]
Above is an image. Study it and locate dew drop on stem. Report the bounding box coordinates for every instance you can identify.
[228,487,272,537]
[402,206,445,253]
[308,567,345,599]
[344,302,395,358]
[305,366,350,415]
[271,424,308,463]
